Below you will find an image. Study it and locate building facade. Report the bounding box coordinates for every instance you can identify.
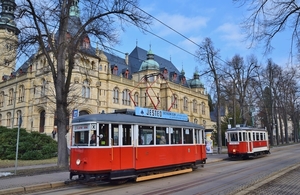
[0,0,214,136]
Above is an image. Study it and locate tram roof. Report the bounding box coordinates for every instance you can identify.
[226,127,267,132]
[72,112,204,129]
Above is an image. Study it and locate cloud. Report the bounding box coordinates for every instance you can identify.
[152,13,209,37]
[216,23,244,45]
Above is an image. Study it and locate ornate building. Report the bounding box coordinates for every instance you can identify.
[0,0,213,136]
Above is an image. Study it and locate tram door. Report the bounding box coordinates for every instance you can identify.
[247,132,253,153]
[120,124,134,169]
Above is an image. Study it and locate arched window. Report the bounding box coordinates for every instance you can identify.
[39,110,45,133]
[194,118,198,124]
[113,87,119,103]
[193,99,197,113]
[134,92,139,106]
[82,80,90,98]
[122,89,131,106]
[171,94,178,109]
[7,112,11,127]
[18,85,25,102]
[16,110,22,126]
[202,102,206,115]
[41,79,46,97]
[183,97,188,111]
[0,91,4,107]
[8,88,13,105]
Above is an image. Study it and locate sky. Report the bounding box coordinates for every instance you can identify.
[115,0,294,81]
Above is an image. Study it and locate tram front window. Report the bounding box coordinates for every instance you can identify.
[229,132,238,142]
[73,131,89,146]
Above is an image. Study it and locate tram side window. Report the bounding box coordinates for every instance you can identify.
[253,132,256,141]
[74,131,89,146]
[139,125,153,145]
[99,124,109,146]
[156,126,167,144]
[248,132,252,141]
[111,124,119,146]
[122,124,132,145]
[243,132,247,141]
[239,132,242,141]
[194,129,199,144]
[194,129,204,144]
[184,129,193,144]
[256,132,260,141]
[172,128,182,144]
[260,133,264,140]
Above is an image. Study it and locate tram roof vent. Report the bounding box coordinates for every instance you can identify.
[114,109,135,115]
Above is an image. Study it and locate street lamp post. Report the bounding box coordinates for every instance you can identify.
[228,117,233,128]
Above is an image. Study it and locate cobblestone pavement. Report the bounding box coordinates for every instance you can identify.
[245,166,300,195]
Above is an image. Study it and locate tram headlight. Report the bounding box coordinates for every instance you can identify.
[76,159,81,165]
[233,149,236,153]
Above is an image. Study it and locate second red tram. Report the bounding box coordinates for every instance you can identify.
[69,107,207,182]
[226,126,270,159]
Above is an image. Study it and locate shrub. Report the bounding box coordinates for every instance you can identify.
[0,126,58,160]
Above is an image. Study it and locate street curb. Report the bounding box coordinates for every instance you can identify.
[235,163,300,195]
[0,182,66,195]
[0,187,24,195]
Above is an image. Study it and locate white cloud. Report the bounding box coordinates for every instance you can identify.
[152,13,209,37]
[216,23,244,45]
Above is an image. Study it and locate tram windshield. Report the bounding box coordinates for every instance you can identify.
[228,132,238,142]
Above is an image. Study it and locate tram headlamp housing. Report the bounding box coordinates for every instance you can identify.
[233,149,236,153]
[76,159,81,165]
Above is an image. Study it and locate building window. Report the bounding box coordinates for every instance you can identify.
[18,85,25,102]
[83,36,90,49]
[7,112,11,127]
[193,99,197,113]
[0,91,4,107]
[82,80,90,98]
[8,89,13,105]
[183,97,188,111]
[122,89,131,106]
[0,114,2,126]
[171,94,178,109]
[194,118,198,124]
[112,65,118,75]
[99,65,102,71]
[16,110,22,126]
[41,79,46,97]
[113,87,119,103]
[134,92,139,106]
[202,102,205,115]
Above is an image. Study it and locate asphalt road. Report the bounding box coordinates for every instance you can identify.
[19,144,300,195]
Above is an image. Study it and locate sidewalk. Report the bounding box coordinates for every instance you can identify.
[0,153,226,194]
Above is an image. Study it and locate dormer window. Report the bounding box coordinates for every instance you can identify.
[111,65,118,75]
[83,36,90,49]
[124,69,129,78]
[172,73,177,81]
[181,77,186,84]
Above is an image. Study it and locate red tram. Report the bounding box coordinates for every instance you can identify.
[69,107,207,182]
[226,126,270,159]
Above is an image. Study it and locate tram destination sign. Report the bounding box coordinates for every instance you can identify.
[135,107,188,121]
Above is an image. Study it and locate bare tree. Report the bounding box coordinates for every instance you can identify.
[195,38,223,154]
[223,54,259,126]
[233,0,300,55]
[15,0,151,168]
